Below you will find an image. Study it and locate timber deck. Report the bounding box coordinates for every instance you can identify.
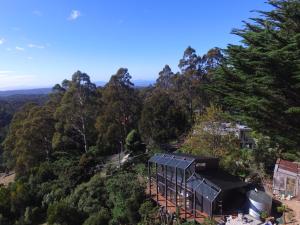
[147,181,211,223]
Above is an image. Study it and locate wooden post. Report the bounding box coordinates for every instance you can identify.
[165,165,168,210]
[193,190,196,220]
[184,169,187,220]
[175,167,178,208]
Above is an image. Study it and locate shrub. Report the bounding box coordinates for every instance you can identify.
[83,208,110,225]
[47,201,85,225]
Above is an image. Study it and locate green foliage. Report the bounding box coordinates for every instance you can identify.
[0,1,299,224]
[3,103,55,175]
[252,132,281,173]
[260,211,269,220]
[47,201,85,225]
[138,200,158,225]
[10,181,33,215]
[277,204,287,213]
[83,208,110,225]
[24,206,43,225]
[52,71,99,154]
[96,68,141,155]
[182,105,256,177]
[66,173,107,215]
[140,90,188,143]
[0,187,11,219]
[182,105,238,157]
[277,204,287,224]
[210,0,300,152]
[202,218,217,225]
[125,129,145,154]
[106,172,145,224]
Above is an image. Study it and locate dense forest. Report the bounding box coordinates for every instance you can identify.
[0,0,299,224]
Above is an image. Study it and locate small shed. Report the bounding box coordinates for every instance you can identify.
[273,158,300,198]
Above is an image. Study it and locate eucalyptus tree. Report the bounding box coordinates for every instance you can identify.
[52,71,99,154]
[96,68,141,154]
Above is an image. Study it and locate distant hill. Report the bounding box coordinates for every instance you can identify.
[0,80,154,97]
[0,88,52,97]
[132,80,155,87]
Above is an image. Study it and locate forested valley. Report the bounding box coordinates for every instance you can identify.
[0,0,299,224]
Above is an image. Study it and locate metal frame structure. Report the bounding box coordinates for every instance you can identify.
[148,153,221,219]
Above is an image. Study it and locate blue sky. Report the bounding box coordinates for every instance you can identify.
[0,0,271,90]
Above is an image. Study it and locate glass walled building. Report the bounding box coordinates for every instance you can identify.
[148,153,248,220]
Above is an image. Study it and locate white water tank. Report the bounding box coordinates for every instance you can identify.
[247,190,272,220]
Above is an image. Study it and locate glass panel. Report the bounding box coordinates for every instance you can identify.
[177,168,184,184]
[149,154,161,163]
[197,181,219,202]
[286,177,296,196]
[165,158,180,167]
[158,182,165,196]
[177,160,193,169]
[166,166,175,182]
[156,154,172,164]
[186,190,194,212]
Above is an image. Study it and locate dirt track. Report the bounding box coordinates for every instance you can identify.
[281,199,300,225]
[0,172,15,186]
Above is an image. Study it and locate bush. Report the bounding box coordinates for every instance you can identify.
[67,173,107,214]
[24,206,43,225]
[47,201,85,225]
[83,208,110,225]
[260,211,268,220]
[106,172,145,224]
[138,200,158,225]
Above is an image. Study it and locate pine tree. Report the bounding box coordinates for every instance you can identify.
[210,0,300,152]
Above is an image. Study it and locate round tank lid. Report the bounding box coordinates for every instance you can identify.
[247,190,272,204]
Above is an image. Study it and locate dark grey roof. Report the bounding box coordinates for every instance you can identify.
[149,153,195,170]
[187,174,221,202]
[198,169,248,191]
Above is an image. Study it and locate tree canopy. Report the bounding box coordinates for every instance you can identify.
[210,0,300,153]
[0,1,299,224]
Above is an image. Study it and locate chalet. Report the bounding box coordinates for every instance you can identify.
[273,158,300,198]
[147,153,248,222]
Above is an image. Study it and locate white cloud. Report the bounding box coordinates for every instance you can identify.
[27,56,33,60]
[0,38,5,45]
[16,46,25,51]
[68,10,81,21]
[6,48,12,51]
[0,71,37,90]
[28,43,45,49]
[33,10,42,16]
[0,70,14,74]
